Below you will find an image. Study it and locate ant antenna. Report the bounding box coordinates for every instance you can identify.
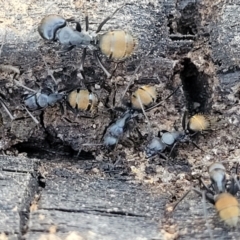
[120,65,139,102]
[172,188,192,211]
[96,3,132,33]
[40,52,57,85]
[145,85,182,112]
[121,50,152,102]
[136,94,151,134]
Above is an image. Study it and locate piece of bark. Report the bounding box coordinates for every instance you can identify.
[0,155,39,240]
[25,171,167,240]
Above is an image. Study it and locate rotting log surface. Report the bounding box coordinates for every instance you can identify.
[0,0,240,239]
[0,156,38,240]
[25,168,166,240]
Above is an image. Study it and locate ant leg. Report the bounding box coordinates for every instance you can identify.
[192,187,215,204]
[232,163,240,194]
[94,51,111,78]
[85,15,89,32]
[171,188,212,218]
[80,48,87,73]
[199,178,215,198]
[0,98,14,120]
[229,176,240,195]
[73,21,81,32]
[189,139,204,152]
[77,145,83,157]
[13,80,36,93]
[23,105,39,124]
[200,177,211,191]
[146,151,167,161]
[228,177,236,195]
[173,121,179,132]
[66,18,82,32]
[236,162,240,176]
[172,188,192,211]
[58,46,75,54]
[182,110,188,130]
[96,4,131,33]
[168,142,178,158]
[76,21,81,32]
[158,152,168,161]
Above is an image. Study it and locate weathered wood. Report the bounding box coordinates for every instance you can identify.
[0,0,240,239]
[0,156,39,240]
[0,0,184,152]
[25,168,166,240]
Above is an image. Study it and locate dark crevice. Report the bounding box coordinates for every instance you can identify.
[19,166,43,239]
[1,168,34,174]
[13,120,95,161]
[24,230,47,233]
[14,141,95,160]
[169,34,196,41]
[41,207,147,218]
[176,1,199,35]
[180,58,210,114]
[168,1,200,40]
[38,111,45,127]
[137,78,160,85]
[38,174,46,188]
[167,14,175,34]
[14,141,73,158]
